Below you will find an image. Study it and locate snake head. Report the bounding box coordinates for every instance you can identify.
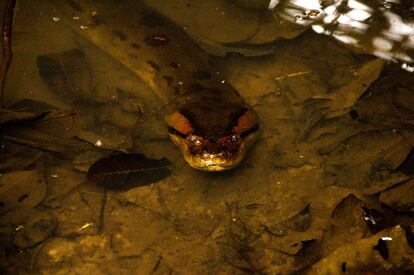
[165,102,259,171]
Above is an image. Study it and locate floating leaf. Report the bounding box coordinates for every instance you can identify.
[87,153,171,190]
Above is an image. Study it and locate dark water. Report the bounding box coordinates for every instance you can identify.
[1,0,414,274]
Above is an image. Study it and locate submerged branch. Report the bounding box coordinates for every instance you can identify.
[0,0,17,104]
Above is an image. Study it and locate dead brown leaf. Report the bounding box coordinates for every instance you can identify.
[0,170,46,214]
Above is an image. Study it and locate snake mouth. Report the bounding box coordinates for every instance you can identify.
[165,101,259,171]
[168,130,258,171]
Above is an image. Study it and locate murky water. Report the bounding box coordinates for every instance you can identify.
[1,0,414,274]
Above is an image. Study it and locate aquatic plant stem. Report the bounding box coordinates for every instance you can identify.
[0,0,17,105]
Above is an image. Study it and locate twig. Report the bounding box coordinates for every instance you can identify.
[97,189,107,234]
[0,0,17,104]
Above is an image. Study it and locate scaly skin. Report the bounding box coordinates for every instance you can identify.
[54,0,259,171]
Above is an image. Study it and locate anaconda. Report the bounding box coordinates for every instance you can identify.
[53,0,259,171]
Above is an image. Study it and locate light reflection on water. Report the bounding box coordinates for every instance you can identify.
[269,0,414,71]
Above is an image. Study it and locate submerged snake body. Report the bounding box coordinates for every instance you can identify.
[58,0,259,171]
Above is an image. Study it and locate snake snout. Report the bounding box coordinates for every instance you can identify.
[165,102,259,171]
[200,142,233,155]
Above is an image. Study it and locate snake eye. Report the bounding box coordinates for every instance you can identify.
[165,112,194,136]
[233,110,258,136]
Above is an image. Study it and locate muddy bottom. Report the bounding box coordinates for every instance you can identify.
[1,0,414,274]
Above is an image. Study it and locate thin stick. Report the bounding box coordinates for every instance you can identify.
[0,0,17,104]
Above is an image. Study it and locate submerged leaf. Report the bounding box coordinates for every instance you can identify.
[307,226,414,274]
[379,179,414,212]
[361,206,388,233]
[87,153,171,190]
[232,0,270,9]
[13,209,57,249]
[0,170,46,215]
[0,108,47,127]
[197,39,275,57]
[9,99,59,113]
[320,194,370,256]
[306,59,384,119]
[244,10,306,45]
[324,129,414,188]
[142,0,259,44]
[397,148,414,176]
[37,48,92,102]
[0,128,95,157]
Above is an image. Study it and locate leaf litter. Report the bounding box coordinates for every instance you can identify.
[0,0,413,274]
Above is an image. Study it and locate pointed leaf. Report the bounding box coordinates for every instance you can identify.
[87,153,171,190]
